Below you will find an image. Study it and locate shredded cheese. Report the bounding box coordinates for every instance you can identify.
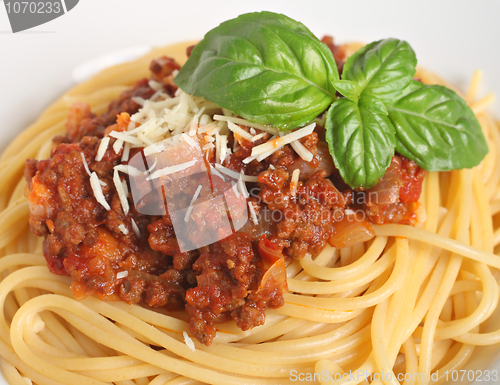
[118,224,129,235]
[96,137,110,161]
[81,153,106,186]
[227,121,254,142]
[238,173,250,198]
[248,201,259,226]
[147,160,197,180]
[121,142,131,162]
[214,164,258,182]
[146,159,157,173]
[242,155,256,164]
[114,164,143,177]
[250,123,315,159]
[219,134,229,163]
[116,270,129,279]
[113,169,130,215]
[182,133,197,147]
[251,132,267,142]
[213,115,280,136]
[131,219,141,238]
[80,153,92,177]
[290,169,300,197]
[109,131,143,145]
[90,172,110,210]
[148,80,163,91]
[184,185,203,222]
[132,96,146,106]
[290,141,313,162]
[144,142,166,156]
[121,179,129,196]
[113,139,124,154]
[215,132,221,164]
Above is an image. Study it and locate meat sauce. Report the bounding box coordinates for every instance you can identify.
[25,45,425,345]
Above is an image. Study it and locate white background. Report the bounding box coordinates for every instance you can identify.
[0,0,499,384]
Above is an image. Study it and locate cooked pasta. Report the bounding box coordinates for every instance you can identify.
[0,41,499,385]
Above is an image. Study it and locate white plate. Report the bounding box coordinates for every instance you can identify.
[1,1,499,384]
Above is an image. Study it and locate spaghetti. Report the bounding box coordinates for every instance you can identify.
[0,41,499,385]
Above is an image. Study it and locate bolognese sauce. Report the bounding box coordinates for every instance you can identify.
[25,43,425,345]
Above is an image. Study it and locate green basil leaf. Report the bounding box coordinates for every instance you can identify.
[174,11,339,130]
[342,38,417,103]
[359,94,388,116]
[325,98,396,189]
[333,80,361,103]
[388,84,489,171]
[399,79,425,97]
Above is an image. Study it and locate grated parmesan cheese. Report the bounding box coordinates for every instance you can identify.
[242,155,256,164]
[118,224,129,235]
[184,185,203,222]
[121,179,129,196]
[182,133,197,147]
[96,137,110,162]
[132,96,146,106]
[80,152,92,177]
[290,141,313,162]
[116,270,128,279]
[214,164,258,182]
[116,270,129,279]
[143,142,166,156]
[131,219,141,238]
[90,172,110,210]
[219,134,229,163]
[213,115,280,136]
[109,131,143,145]
[114,164,143,177]
[81,153,106,186]
[183,331,196,352]
[227,121,254,142]
[238,173,250,198]
[250,123,315,160]
[215,132,221,164]
[147,160,197,180]
[113,169,130,215]
[148,80,163,91]
[251,132,267,142]
[121,142,131,162]
[290,169,300,197]
[147,159,157,173]
[113,139,124,154]
[248,201,259,226]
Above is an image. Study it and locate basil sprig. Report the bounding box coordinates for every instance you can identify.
[326,38,488,188]
[175,12,489,189]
